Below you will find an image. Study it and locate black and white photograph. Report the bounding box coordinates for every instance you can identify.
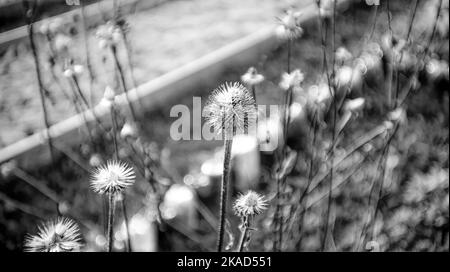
[0,0,448,257]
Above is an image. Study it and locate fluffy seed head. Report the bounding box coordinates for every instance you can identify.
[241,67,265,86]
[99,86,116,108]
[279,69,304,91]
[336,47,352,63]
[120,122,138,139]
[95,21,121,48]
[24,217,82,252]
[90,160,136,194]
[203,82,256,137]
[276,10,304,40]
[233,191,268,218]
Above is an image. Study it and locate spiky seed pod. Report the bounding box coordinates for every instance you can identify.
[90,160,136,194]
[203,82,256,138]
[233,191,268,218]
[24,217,82,252]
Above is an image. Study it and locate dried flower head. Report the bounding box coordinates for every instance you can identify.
[89,153,103,167]
[336,47,352,63]
[343,97,365,112]
[120,122,138,139]
[241,67,265,86]
[203,82,256,137]
[307,83,332,104]
[99,86,116,108]
[63,62,84,78]
[53,34,72,52]
[0,160,17,179]
[388,107,406,123]
[48,17,64,34]
[90,160,136,194]
[233,191,268,218]
[279,69,304,91]
[276,10,304,40]
[96,21,122,49]
[24,217,82,252]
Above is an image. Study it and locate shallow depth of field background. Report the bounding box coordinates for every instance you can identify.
[0,0,448,251]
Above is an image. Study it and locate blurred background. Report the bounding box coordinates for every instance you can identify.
[0,0,448,252]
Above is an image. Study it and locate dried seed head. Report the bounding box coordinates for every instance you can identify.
[241,67,265,86]
[120,122,138,139]
[335,47,352,63]
[307,83,332,105]
[89,153,103,167]
[203,82,256,138]
[24,217,82,252]
[388,107,406,123]
[233,191,268,218]
[53,34,72,52]
[343,98,365,112]
[90,160,136,194]
[0,160,17,179]
[276,10,304,40]
[95,21,122,48]
[279,69,304,91]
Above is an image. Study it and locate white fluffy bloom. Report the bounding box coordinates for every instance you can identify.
[53,34,72,52]
[233,191,268,218]
[95,21,122,48]
[276,10,304,40]
[343,98,365,112]
[241,67,265,86]
[203,82,256,137]
[24,217,82,252]
[99,86,116,108]
[90,160,136,194]
[335,47,352,63]
[388,107,406,123]
[307,83,332,104]
[120,122,138,139]
[279,69,304,91]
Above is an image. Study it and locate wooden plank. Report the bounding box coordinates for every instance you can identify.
[0,0,169,49]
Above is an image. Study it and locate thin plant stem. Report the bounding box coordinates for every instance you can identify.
[321,0,338,252]
[287,39,291,73]
[237,218,251,252]
[217,137,233,252]
[80,0,96,107]
[107,192,115,252]
[251,85,257,104]
[111,107,119,160]
[121,196,132,252]
[24,1,56,164]
[399,0,442,107]
[120,29,145,110]
[111,45,139,123]
[295,111,318,250]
